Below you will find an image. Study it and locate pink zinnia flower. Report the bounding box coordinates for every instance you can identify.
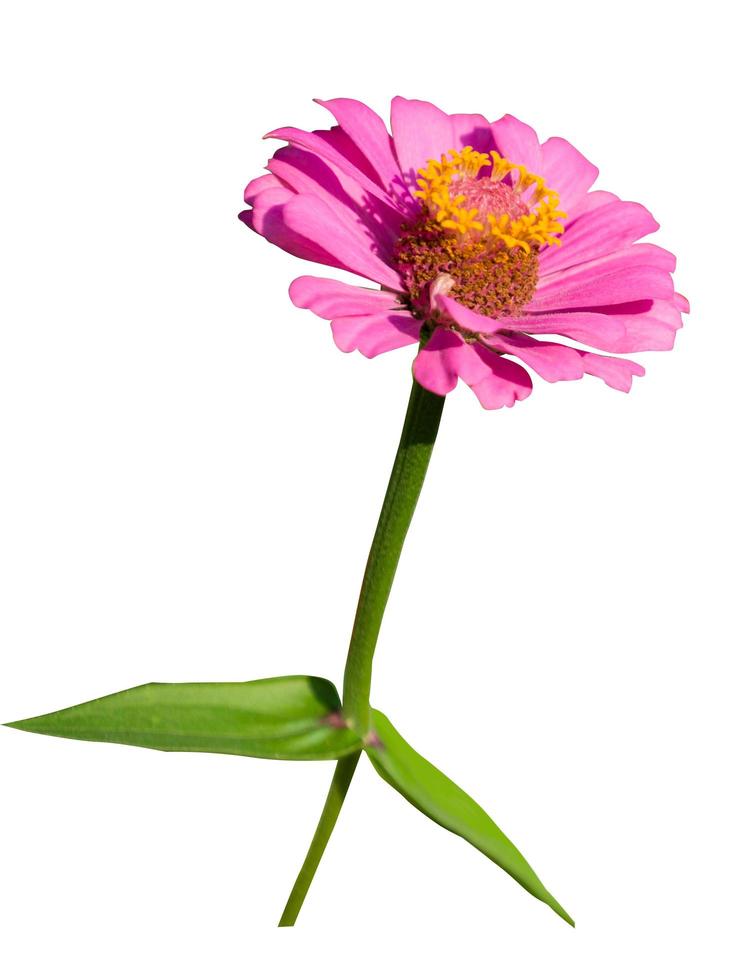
[240,97,687,409]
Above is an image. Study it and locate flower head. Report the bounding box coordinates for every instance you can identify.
[240,97,687,409]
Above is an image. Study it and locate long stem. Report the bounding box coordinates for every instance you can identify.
[278,753,359,927]
[278,376,445,926]
[341,378,445,732]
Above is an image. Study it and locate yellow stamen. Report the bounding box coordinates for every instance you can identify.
[413,146,566,251]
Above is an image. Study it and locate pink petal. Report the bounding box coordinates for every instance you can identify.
[289,276,402,318]
[470,344,533,409]
[529,245,676,311]
[483,333,585,383]
[314,125,383,185]
[450,113,495,153]
[539,200,660,276]
[306,134,409,230]
[582,298,684,353]
[436,292,619,357]
[413,327,487,395]
[312,126,419,221]
[540,242,677,278]
[538,136,599,213]
[503,311,629,350]
[315,98,405,198]
[431,288,684,358]
[243,173,283,205]
[244,183,292,220]
[437,281,685,363]
[567,190,619,219]
[435,295,585,384]
[390,97,455,184]
[615,307,680,352]
[432,294,495,333]
[490,115,543,173]
[330,311,420,358]
[265,126,399,213]
[239,190,340,268]
[281,194,403,290]
[513,297,684,355]
[267,145,400,259]
[412,328,531,409]
[577,351,645,391]
[289,273,418,358]
[674,292,690,314]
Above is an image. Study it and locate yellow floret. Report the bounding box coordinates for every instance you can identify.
[414,146,567,251]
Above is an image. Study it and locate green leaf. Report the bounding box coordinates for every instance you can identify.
[6,676,362,761]
[366,709,573,926]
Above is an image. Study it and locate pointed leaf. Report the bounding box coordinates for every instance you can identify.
[7,676,362,761]
[366,709,573,925]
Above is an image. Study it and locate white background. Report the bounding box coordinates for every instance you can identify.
[1,1,752,976]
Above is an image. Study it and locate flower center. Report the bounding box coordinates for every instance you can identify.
[394,147,566,320]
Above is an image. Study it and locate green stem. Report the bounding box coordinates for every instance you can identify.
[278,753,359,927]
[341,378,445,733]
[278,375,445,926]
